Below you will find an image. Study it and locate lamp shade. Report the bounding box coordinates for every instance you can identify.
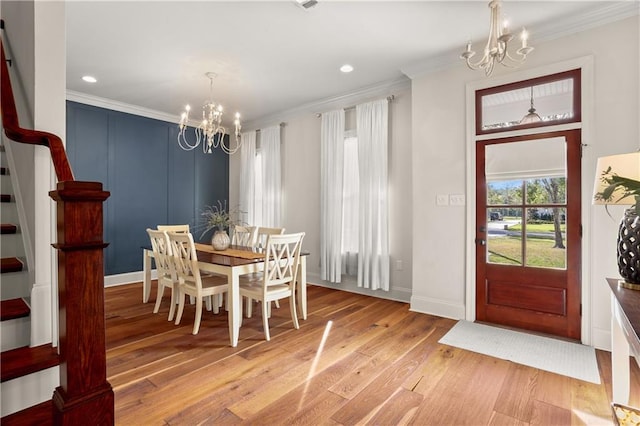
[592,152,640,205]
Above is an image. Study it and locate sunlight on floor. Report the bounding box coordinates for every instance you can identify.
[298,320,333,411]
[572,408,613,425]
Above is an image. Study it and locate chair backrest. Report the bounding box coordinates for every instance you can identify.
[262,232,305,289]
[158,224,190,233]
[166,232,202,291]
[147,228,174,280]
[255,226,285,249]
[231,225,257,247]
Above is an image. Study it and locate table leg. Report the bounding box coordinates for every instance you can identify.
[612,295,631,403]
[297,256,307,320]
[227,269,241,347]
[143,249,152,303]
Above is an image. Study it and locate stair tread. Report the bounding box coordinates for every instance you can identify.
[0,400,52,426]
[1,257,23,273]
[1,223,17,234]
[0,298,30,321]
[1,194,11,202]
[1,344,59,383]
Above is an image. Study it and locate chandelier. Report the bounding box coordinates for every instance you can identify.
[460,0,534,76]
[177,72,242,154]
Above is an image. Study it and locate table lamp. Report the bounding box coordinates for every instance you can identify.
[593,152,640,289]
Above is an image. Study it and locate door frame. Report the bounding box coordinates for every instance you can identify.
[463,55,595,345]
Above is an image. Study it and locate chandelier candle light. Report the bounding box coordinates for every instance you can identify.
[461,0,534,76]
[178,72,242,154]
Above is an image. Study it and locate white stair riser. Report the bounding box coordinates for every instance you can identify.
[0,200,18,224]
[0,271,30,300]
[0,366,59,417]
[0,316,30,351]
[1,233,25,258]
[1,175,13,194]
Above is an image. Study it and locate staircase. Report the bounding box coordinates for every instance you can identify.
[0,143,60,419]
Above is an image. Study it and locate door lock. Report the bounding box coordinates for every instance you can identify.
[475,238,486,246]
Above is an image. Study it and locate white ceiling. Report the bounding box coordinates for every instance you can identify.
[65,1,637,129]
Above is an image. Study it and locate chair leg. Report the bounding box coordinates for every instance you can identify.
[175,292,186,325]
[205,295,213,312]
[153,283,165,314]
[212,294,220,314]
[167,284,177,321]
[262,300,270,341]
[274,300,280,309]
[193,297,203,335]
[246,297,253,318]
[290,294,299,329]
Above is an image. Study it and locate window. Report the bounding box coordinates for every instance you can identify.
[254,150,264,226]
[476,69,581,135]
[341,135,359,275]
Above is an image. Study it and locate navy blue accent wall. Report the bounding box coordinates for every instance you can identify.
[66,101,229,276]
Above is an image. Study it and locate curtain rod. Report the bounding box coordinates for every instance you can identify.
[316,95,395,118]
[255,122,286,133]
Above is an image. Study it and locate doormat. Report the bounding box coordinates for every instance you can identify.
[438,320,601,384]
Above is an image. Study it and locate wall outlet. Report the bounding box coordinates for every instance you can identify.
[436,194,449,206]
[449,194,466,206]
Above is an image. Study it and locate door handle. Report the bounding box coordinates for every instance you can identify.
[475,238,486,246]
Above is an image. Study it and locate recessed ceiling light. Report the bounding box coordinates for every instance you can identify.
[82,75,97,83]
[340,64,354,73]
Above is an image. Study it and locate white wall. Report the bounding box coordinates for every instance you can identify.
[409,16,639,349]
[230,86,414,302]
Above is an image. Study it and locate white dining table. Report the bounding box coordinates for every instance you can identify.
[142,243,308,347]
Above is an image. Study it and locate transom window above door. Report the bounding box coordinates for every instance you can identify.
[476,69,581,135]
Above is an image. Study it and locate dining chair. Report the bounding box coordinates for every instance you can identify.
[167,231,228,335]
[146,228,179,321]
[239,232,305,341]
[157,224,190,233]
[231,225,258,247]
[247,226,286,310]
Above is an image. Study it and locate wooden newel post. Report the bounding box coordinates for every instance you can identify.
[49,181,114,425]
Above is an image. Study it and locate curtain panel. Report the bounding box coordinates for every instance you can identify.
[356,99,390,291]
[259,125,282,227]
[320,109,345,284]
[239,130,257,225]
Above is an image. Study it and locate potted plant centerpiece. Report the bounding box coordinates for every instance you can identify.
[594,153,640,288]
[200,200,243,251]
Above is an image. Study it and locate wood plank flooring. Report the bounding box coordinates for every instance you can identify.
[106,282,640,425]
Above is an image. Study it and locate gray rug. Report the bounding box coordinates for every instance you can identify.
[438,320,600,384]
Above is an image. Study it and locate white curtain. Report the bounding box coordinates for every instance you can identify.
[356,99,389,291]
[320,109,345,283]
[259,125,281,227]
[239,130,256,225]
[341,134,359,276]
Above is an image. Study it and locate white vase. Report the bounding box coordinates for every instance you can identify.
[212,229,230,250]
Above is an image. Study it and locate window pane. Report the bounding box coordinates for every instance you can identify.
[525,177,566,205]
[487,180,522,205]
[524,207,566,269]
[342,137,359,253]
[481,77,575,131]
[488,208,522,266]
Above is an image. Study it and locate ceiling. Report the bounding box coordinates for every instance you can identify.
[65,1,636,129]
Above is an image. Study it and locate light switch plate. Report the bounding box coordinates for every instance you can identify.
[449,194,466,206]
[436,194,449,206]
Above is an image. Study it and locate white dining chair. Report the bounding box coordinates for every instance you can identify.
[239,232,305,341]
[246,226,286,311]
[146,228,179,321]
[231,225,258,247]
[167,231,228,335]
[157,224,190,233]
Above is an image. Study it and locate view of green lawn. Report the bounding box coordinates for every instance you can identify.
[507,223,566,233]
[488,236,566,269]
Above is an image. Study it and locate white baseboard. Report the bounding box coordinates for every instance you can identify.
[409,294,465,320]
[306,272,412,303]
[591,326,611,352]
[105,270,156,288]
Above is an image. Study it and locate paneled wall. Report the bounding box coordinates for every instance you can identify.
[66,101,229,275]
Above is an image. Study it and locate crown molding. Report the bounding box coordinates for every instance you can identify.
[244,76,411,131]
[66,90,180,124]
[401,1,639,80]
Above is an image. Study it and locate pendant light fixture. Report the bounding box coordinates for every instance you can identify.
[520,86,542,124]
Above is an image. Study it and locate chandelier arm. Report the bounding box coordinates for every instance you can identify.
[220,133,242,155]
[177,127,200,151]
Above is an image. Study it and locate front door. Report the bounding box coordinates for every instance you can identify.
[475,130,581,340]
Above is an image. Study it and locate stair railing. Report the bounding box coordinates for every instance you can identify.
[1,31,114,424]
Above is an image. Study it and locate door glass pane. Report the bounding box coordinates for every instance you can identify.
[487,180,522,205]
[525,207,567,269]
[526,177,566,204]
[488,207,523,266]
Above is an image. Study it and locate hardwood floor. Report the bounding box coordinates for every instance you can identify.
[106,282,640,425]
